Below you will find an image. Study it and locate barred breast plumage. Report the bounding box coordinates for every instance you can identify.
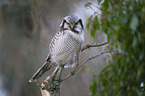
[50,30,84,68]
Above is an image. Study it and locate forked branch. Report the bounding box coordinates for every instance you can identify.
[39,41,111,96]
[61,50,112,81]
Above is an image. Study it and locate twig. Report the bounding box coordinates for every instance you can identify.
[49,64,60,80]
[81,42,109,51]
[74,50,112,73]
[91,3,102,12]
[61,50,113,81]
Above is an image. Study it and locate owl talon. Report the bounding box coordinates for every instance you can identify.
[71,71,75,75]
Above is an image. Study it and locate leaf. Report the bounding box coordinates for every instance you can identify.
[90,16,99,39]
[91,28,96,39]
[85,2,92,8]
[86,15,93,31]
[90,77,97,96]
[102,0,109,10]
[98,0,102,4]
[132,37,137,48]
[129,15,139,31]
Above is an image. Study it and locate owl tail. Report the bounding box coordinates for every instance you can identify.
[29,56,52,82]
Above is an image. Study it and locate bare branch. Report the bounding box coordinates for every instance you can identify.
[61,50,113,81]
[39,41,111,96]
[81,42,109,51]
[74,50,112,73]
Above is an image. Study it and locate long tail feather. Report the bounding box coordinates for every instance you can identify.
[29,56,52,82]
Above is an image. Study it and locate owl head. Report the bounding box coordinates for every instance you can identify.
[60,15,84,33]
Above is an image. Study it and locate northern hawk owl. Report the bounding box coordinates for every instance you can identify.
[29,15,84,82]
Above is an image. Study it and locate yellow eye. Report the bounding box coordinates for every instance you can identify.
[66,22,70,26]
[75,23,78,25]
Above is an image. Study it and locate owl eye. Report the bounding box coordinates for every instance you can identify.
[66,22,70,26]
[75,23,78,25]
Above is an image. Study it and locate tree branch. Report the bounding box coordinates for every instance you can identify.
[81,42,109,51]
[61,50,113,81]
[40,64,64,96]
[39,42,111,96]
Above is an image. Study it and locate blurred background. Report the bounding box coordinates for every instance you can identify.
[0,0,108,96]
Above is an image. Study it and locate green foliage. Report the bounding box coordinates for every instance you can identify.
[86,15,100,39]
[97,0,102,4]
[91,16,99,38]
[86,15,93,32]
[87,0,145,96]
[90,76,97,96]
[85,2,92,8]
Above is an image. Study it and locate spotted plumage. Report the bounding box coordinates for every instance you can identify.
[29,15,84,82]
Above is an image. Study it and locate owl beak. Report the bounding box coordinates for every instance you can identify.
[70,25,74,29]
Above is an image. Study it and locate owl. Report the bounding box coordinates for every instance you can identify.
[29,15,84,82]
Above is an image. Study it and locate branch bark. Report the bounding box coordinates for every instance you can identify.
[40,64,64,96]
[81,42,109,51]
